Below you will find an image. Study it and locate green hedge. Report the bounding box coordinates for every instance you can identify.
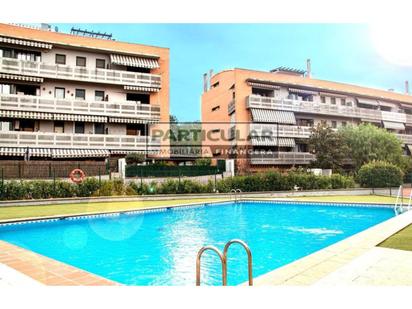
[125,164,222,177]
[356,161,403,188]
[0,171,356,201]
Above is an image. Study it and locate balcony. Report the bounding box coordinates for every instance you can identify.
[0,94,160,121]
[0,131,161,151]
[246,95,382,121]
[0,57,161,88]
[228,100,235,114]
[249,151,315,165]
[249,123,312,139]
[396,134,412,144]
[381,111,406,123]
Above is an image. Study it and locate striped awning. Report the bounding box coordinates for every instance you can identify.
[250,109,296,124]
[247,81,280,90]
[383,121,405,130]
[289,88,318,95]
[124,85,160,92]
[110,54,159,69]
[0,110,54,120]
[0,147,26,156]
[109,117,156,124]
[52,149,110,158]
[0,36,52,49]
[110,150,145,155]
[29,148,51,157]
[251,136,295,147]
[53,114,107,122]
[407,145,412,154]
[0,73,43,83]
[357,98,379,106]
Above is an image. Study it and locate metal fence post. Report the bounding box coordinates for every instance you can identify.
[98,167,102,196]
[0,168,4,200]
[53,168,56,197]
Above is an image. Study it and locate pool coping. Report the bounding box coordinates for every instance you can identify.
[0,198,405,286]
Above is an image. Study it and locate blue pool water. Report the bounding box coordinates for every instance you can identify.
[0,201,394,285]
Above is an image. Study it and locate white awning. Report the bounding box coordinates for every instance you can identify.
[407,144,412,154]
[288,88,318,95]
[0,110,54,120]
[247,82,281,90]
[52,149,110,158]
[53,114,107,122]
[383,121,405,130]
[29,148,51,157]
[124,85,160,92]
[251,136,295,147]
[110,54,159,69]
[250,109,296,124]
[0,36,53,49]
[357,98,379,106]
[0,73,43,83]
[379,101,397,109]
[0,147,26,156]
[109,117,156,124]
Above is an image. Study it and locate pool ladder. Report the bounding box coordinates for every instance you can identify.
[230,189,242,203]
[196,239,253,286]
[394,185,412,215]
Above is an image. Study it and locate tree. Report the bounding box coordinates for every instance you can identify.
[125,152,145,165]
[169,114,178,124]
[308,123,348,170]
[340,123,411,172]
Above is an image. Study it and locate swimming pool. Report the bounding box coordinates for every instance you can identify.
[0,201,394,285]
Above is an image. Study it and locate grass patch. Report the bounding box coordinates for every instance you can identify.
[0,198,225,221]
[379,224,412,251]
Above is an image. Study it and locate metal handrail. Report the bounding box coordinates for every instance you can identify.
[196,246,227,286]
[195,239,253,286]
[394,185,404,215]
[223,239,253,286]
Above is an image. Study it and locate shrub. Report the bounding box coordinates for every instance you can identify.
[357,161,403,188]
[194,158,211,166]
[125,152,145,165]
[77,177,100,197]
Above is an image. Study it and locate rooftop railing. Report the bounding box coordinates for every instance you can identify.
[249,151,315,165]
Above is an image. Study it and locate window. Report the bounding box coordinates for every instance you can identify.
[75,89,86,100]
[54,87,65,99]
[342,121,347,127]
[55,54,66,65]
[211,105,220,112]
[341,98,346,106]
[0,121,12,132]
[94,123,105,134]
[96,59,106,69]
[320,96,326,103]
[211,81,220,88]
[95,90,105,101]
[54,121,64,133]
[1,49,13,58]
[76,56,86,67]
[74,122,85,134]
[126,124,146,136]
[330,97,336,105]
[331,121,337,128]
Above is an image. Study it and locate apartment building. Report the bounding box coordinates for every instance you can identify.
[0,23,169,170]
[201,64,412,173]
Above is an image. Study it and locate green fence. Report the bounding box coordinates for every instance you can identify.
[126,164,224,178]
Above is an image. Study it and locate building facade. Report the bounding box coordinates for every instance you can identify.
[201,66,412,173]
[0,23,169,174]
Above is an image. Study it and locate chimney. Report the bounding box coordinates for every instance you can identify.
[405,80,410,94]
[203,73,208,92]
[306,59,311,78]
[209,69,213,89]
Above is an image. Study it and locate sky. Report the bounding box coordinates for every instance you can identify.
[54,23,412,122]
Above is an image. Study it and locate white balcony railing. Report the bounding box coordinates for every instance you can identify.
[0,131,161,151]
[249,123,312,138]
[0,57,161,88]
[249,151,315,165]
[0,94,160,121]
[396,134,412,144]
[381,110,406,123]
[246,95,382,121]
